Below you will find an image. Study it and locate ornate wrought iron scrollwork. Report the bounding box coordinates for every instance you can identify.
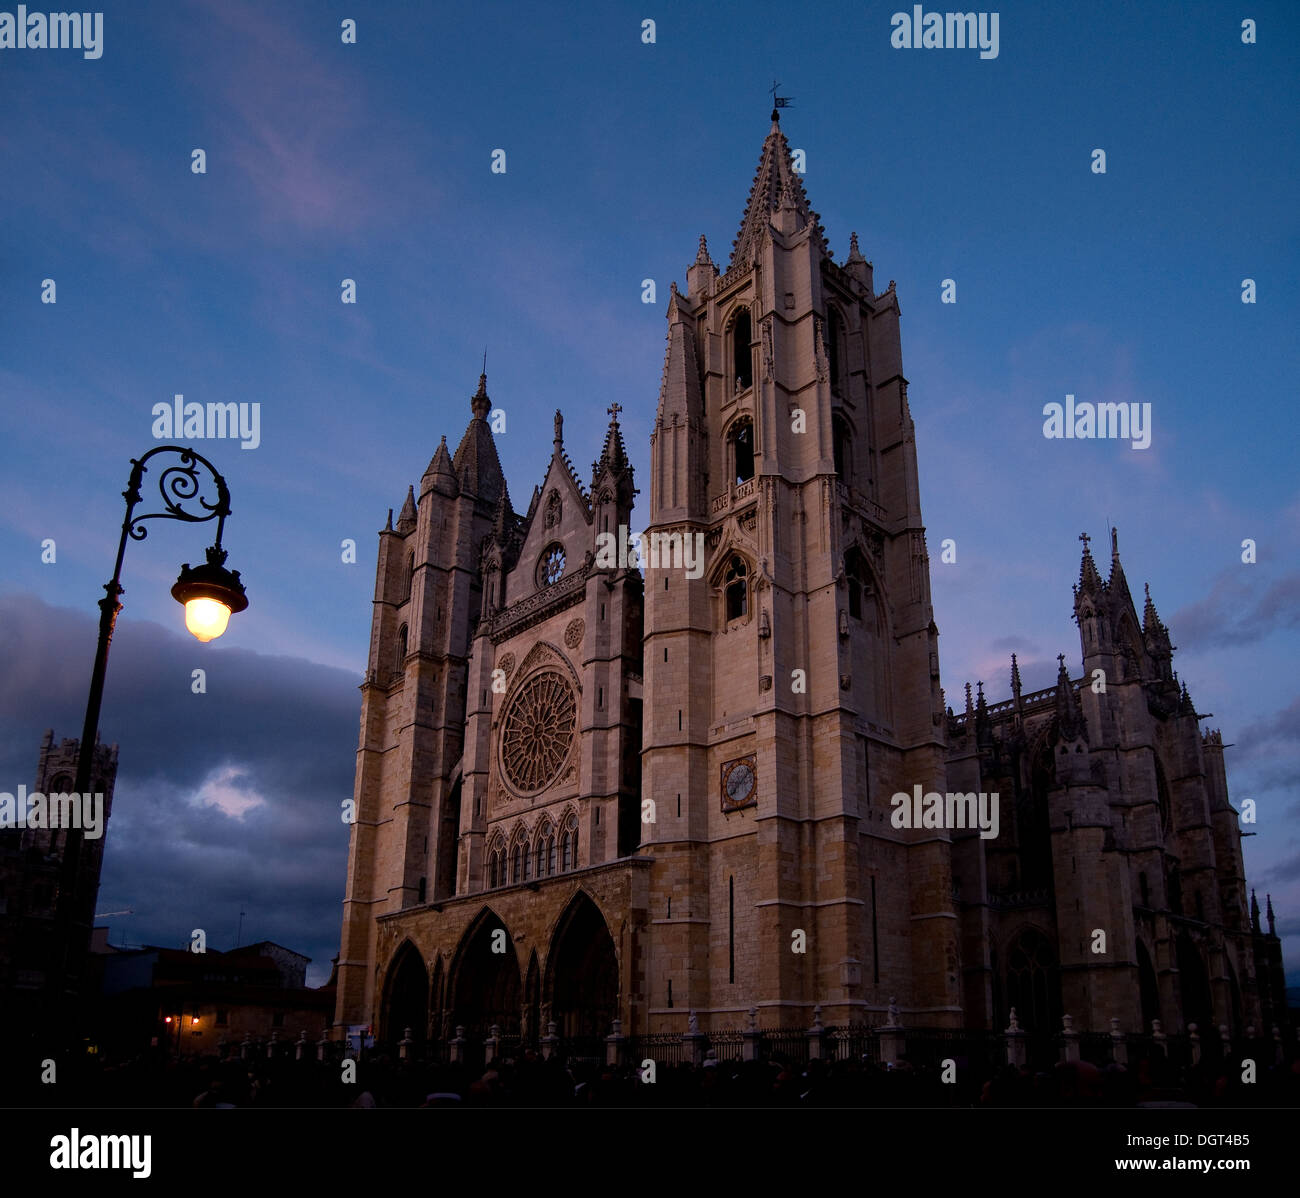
[124,445,232,545]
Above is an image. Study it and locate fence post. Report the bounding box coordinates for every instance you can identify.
[806,1005,825,1061]
[540,1020,559,1061]
[743,1007,761,1063]
[484,1023,501,1063]
[399,1027,413,1061]
[296,1029,309,1061]
[316,1034,329,1063]
[1061,1014,1079,1063]
[1109,1017,1127,1066]
[684,1011,707,1067]
[449,1025,466,1065]
[605,1018,625,1068]
[1004,1008,1027,1069]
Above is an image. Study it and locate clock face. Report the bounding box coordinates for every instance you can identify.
[721,757,756,810]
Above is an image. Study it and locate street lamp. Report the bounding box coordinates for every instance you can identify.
[50,445,248,1040]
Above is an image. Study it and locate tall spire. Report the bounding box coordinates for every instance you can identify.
[1010,653,1023,703]
[729,114,826,271]
[1266,894,1276,935]
[452,371,506,505]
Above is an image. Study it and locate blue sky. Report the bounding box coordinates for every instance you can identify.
[1,0,1297,989]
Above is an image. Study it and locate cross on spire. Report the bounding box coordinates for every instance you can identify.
[607,403,622,422]
[1078,532,1091,552]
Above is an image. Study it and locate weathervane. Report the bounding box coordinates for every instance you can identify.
[769,80,794,116]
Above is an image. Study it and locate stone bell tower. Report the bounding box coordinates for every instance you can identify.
[637,111,960,1028]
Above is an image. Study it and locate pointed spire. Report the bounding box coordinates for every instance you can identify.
[422,434,458,496]
[656,280,703,426]
[1266,894,1276,935]
[1142,582,1165,634]
[384,508,393,531]
[729,115,826,271]
[452,372,506,505]
[1251,890,1261,933]
[596,402,628,478]
[848,232,865,262]
[695,235,712,265]
[1107,526,1132,598]
[1054,653,1087,741]
[396,484,417,533]
[471,372,490,420]
[964,681,973,720]
[1010,653,1022,702]
[1077,530,1103,594]
[553,409,564,453]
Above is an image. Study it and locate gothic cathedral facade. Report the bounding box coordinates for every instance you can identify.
[333,113,1284,1050]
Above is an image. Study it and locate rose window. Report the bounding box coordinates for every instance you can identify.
[539,544,566,587]
[501,670,577,792]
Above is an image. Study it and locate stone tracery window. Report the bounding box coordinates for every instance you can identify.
[560,812,578,872]
[538,543,566,588]
[724,556,748,622]
[501,670,577,793]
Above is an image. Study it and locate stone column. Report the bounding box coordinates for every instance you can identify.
[1189,1023,1201,1066]
[448,1025,467,1065]
[540,1020,559,1061]
[296,1030,309,1061]
[1219,1024,1231,1059]
[267,1030,279,1060]
[399,1027,413,1061]
[484,1023,501,1063]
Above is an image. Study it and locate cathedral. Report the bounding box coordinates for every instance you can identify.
[333,112,1286,1056]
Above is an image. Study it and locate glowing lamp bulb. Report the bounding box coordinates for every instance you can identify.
[184,597,232,642]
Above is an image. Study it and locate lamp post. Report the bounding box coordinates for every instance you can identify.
[51,445,248,1042]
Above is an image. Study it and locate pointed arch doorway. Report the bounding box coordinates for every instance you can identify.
[381,941,429,1044]
[448,908,522,1043]
[546,892,619,1046]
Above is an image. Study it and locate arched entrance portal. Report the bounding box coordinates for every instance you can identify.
[448,909,522,1041]
[1137,939,1161,1032]
[382,941,428,1043]
[546,892,618,1044]
[1177,932,1212,1032]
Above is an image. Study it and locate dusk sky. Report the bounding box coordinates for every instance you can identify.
[1,0,1297,988]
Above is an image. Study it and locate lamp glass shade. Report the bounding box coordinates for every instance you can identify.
[184,597,232,642]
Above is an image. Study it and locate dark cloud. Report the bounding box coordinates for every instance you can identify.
[1172,571,1300,650]
[0,593,358,986]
